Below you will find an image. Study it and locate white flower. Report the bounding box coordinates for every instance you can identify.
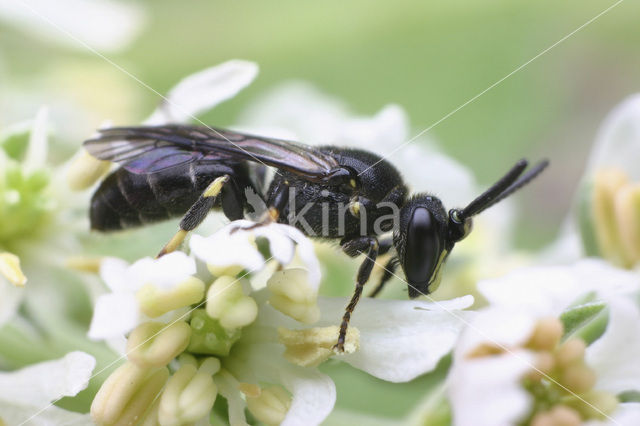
[478,259,639,315]
[0,351,95,425]
[187,221,474,425]
[190,219,321,288]
[88,251,197,342]
[0,107,82,326]
[549,94,640,267]
[448,261,640,426]
[0,0,145,52]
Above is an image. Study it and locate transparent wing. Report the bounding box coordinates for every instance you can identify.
[84,125,340,180]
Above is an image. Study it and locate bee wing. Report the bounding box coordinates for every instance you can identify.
[84,125,340,180]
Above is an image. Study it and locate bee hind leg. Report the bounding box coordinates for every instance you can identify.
[157,174,231,257]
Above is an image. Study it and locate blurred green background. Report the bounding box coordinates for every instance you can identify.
[2,0,640,248]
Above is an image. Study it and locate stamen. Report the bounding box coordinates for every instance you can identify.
[0,252,26,287]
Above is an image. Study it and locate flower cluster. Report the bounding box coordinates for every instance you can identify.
[446,260,640,426]
[88,219,472,425]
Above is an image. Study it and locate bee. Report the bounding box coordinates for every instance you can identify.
[85,125,548,351]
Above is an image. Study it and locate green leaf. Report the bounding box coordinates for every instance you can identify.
[619,390,640,403]
[560,301,609,344]
[0,123,31,161]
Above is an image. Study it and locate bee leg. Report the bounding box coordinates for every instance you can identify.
[334,236,379,352]
[157,175,230,257]
[368,256,398,298]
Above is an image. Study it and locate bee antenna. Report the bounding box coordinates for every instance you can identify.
[456,159,549,220]
[457,159,528,219]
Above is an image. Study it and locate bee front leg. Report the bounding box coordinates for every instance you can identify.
[334,236,379,352]
[158,175,231,257]
[368,256,398,298]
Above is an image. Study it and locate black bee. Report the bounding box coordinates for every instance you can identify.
[85,125,548,351]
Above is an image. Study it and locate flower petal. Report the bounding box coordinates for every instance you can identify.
[448,351,533,426]
[99,257,130,293]
[0,277,23,326]
[24,106,48,172]
[447,307,538,426]
[585,402,640,426]
[395,143,477,207]
[478,260,639,316]
[586,297,640,394]
[145,60,258,125]
[127,251,196,290]
[279,365,336,426]
[316,296,474,382]
[252,224,296,265]
[88,292,140,340]
[0,351,95,405]
[272,224,321,289]
[0,0,144,52]
[237,82,408,149]
[190,230,264,272]
[586,94,640,180]
[0,403,93,425]
[241,350,336,426]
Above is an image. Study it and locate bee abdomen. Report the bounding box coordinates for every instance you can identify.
[90,163,217,231]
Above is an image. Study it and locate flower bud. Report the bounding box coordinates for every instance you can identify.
[0,252,26,287]
[246,385,292,426]
[582,390,619,420]
[556,338,586,367]
[526,352,556,381]
[526,317,563,351]
[531,405,581,426]
[267,268,320,324]
[137,276,205,318]
[127,321,191,368]
[158,361,218,426]
[206,276,257,330]
[91,362,169,426]
[560,362,597,394]
[67,148,111,190]
[278,325,359,367]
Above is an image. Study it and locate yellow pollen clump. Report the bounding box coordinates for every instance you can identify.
[278,325,359,367]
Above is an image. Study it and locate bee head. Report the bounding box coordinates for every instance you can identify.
[393,158,548,298]
[394,195,453,298]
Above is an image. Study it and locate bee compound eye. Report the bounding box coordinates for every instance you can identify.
[403,207,442,288]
